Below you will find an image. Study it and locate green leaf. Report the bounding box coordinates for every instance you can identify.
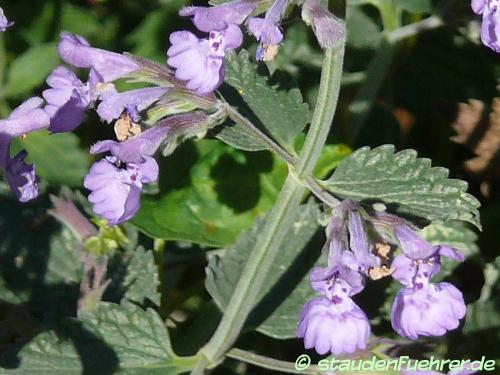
[78,303,179,371]
[324,145,481,228]
[463,300,500,336]
[313,144,352,178]
[18,130,91,187]
[2,332,85,375]
[0,197,81,319]
[0,277,28,305]
[206,201,322,339]
[294,134,352,177]
[2,303,196,374]
[4,43,60,98]
[132,139,287,247]
[218,50,311,151]
[420,221,479,279]
[120,247,161,307]
[214,120,267,152]
[420,221,479,256]
[346,6,382,48]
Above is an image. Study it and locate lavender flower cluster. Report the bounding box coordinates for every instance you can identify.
[168,0,343,94]
[298,201,467,356]
[0,0,342,225]
[0,0,496,225]
[0,29,167,223]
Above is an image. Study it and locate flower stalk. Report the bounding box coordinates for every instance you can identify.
[196,9,346,370]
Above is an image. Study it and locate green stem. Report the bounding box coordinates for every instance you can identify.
[295,44,345,176]
[227,348,322,374]
[387,16,443,43]
[223,103,296,165]
[200,176,304,366]
[226,349,397,375]
[378,2,400,32]
[224,103,340,208]
[197,23,346,371]
[153,239,168,316]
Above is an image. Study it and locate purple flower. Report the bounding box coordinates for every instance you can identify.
[471,0,500,52]
[96,86,168,124]
[301,0,345,49]
[298,202,387,356]
[391,282,466,340]
[298,210,374,356]
[0,98,50,202]
[43,66,93,133]
[180,0,256,33]
[248,0,289,46]
[83,115,194,223]
[392,225,464,285]
[472,0,487,13]
[390,225,467,339]
[323,203,379,276]
[57,32,139,82]
[394,225,464,262]
[448,365,478,375]
[310,263,365,298]
[347,210,380,273]
[84,155,158,225]
[298,294,370,356]
[90,121,172,164]
[0,7,13,32]
[4,151,39,202]
[167,25,243,95]
[91,112,209,163]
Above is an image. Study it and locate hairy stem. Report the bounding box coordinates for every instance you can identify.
[227,348,322,374]
[387,16,443,43]
[197,22,346,370]
[226,348,395,375]
[224,103,340,208]
[223,103,296,165]
[295,44,345,176]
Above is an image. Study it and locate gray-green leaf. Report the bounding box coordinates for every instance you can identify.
[206,200,322,339]
[217,50,311,151]
[121,247,161,306]
[2,303,195,374]
[0,197,81,308]
[324,145,481,228]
